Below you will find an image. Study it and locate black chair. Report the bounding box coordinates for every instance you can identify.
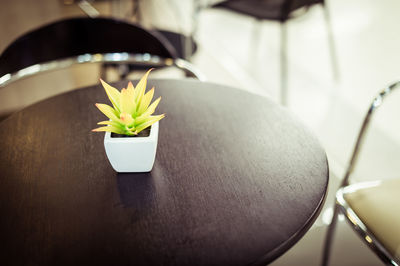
[0,16,204,87]
[210,0,338,105]
[68,0,198,61]
[321,81,400,266]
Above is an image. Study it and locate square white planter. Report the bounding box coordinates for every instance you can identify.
[104,121,159,173]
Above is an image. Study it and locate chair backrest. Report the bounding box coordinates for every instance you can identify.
[0,17,178,77]
[340,81,400,187]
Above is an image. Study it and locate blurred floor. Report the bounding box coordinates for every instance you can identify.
[1,0,399,265]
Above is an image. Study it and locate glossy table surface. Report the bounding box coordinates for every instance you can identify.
[0,79,328,266]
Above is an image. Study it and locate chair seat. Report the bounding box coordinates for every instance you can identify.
[214,0,285,20]
[213,0,322,21]
[343,179,400,261]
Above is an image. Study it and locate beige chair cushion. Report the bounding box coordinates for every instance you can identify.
[344,178,400,262]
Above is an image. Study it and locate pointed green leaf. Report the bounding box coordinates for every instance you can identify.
[120,88,136,114]
[100,79,121,112]
[97,120,124,128]
[92,125,126,134]
[138,96,161,119]
[133,69,152,106]
[134,113,151,126]
[126,81,135,97]
[137,87,155,116]
[95,103,120,122]
[135,114,165,134]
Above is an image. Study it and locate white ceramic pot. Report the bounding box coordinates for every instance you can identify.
[104,121,159,173]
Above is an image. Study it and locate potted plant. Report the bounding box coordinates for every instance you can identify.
[92,69,165,172]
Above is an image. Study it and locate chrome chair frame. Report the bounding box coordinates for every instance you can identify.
[336,181,399,266]
[0,52,206,87]
[321,81,400,266]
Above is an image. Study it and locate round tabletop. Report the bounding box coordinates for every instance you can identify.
[0,79,328,266]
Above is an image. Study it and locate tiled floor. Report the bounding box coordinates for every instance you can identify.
[1,0,399,265]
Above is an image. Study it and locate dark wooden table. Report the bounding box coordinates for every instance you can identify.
[0,79,328,266]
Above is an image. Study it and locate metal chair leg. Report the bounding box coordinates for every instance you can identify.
[77,0,100,18]
[322,2,339,81]
[280,22,288,106]
[321,203,341,266]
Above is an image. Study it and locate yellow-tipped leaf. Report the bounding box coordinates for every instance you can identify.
[137,87,155,116]
[92,125,125,134]
[120,88,136,115]
[139,97,161,119]
[133,69,152,106]
[126,81,135,101]
[100,79,120,112]
[97,120,124,128]
[95,103,120,122]
[135,114,165,133]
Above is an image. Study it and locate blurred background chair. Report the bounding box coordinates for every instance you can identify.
[0,16,204,87]
[209,0,338,105]
[66,0,199,61]
[0,16,204,120]
[321,81,400,266]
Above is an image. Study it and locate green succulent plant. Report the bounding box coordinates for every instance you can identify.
[92,69,165,136]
